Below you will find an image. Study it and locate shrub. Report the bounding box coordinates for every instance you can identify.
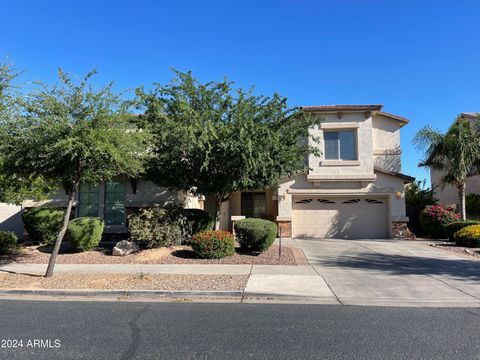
[442,220,480,242]
[190,230,235,259]
[128,207,182,248]
[22,207,65,245]
[454,225,480,248]
[466,193,480,215]
[234,218,277,252]
[0,231,18,254]
[419,205,460,238]
[162,203,214,240]
[181,208,215,236]
[67,217,104,252]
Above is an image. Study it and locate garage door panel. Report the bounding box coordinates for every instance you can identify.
[292,197,389,239]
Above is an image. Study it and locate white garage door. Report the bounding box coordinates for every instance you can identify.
[292,197,389,239]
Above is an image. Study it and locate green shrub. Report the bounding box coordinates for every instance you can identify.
[190,230,235,259]
[22,207,65,245]
[454,225,480,248]
[442,220,480,242]
[162,203,214,240]
[234,218,277,252]
[466,193,480,215]
[0,231,18,254]
[181,208,215,236]
[128,207,182,247]
[67,217,104,252]
[419,205,460,238]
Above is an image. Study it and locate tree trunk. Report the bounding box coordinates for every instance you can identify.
[213,198,222,230]
[45,192,75,277]
[458,183,467,221]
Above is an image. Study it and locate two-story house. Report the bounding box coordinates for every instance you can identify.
[1,104,414,240]
[431,112,480,206]
[207,105,414,239]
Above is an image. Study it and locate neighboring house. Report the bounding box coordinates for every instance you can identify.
[431,112,480,207]
[205,104,415,239]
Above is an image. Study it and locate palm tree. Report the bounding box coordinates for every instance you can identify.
[413,116,480,220]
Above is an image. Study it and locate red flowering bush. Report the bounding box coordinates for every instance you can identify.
[190,230,235,259]
[419,204,460,238]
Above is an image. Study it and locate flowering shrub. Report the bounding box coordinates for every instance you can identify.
[419,204,460,238]
[190,230,235,259]
[454,225,480,248]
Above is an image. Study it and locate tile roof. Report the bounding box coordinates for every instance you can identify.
[377,111,409,124]
[374,166,415,183]
[302,104,383,112]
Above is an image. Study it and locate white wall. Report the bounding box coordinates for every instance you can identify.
[0,203,24,238]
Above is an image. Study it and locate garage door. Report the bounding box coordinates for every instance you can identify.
[292,197,389,239]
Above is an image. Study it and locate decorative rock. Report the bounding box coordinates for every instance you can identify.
[112,240,140,256]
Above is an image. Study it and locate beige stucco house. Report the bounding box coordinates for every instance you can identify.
[205,105,415,239]
[1,104,414,240]
[431,112,480,207]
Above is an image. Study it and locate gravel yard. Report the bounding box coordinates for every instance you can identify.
[1,244,300,265]
[425,241,480,259]
[0,273,248,291]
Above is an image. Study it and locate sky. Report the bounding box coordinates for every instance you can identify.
[2,0,479,183]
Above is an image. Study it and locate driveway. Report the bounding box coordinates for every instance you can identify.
[293,238,480,306]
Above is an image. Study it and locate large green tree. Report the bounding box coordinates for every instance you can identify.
[414,117,480,220]
[0,63,52,203]
[137,71,320,228]
[0,69,151,276]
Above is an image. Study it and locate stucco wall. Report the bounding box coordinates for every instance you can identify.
[23,179,182,209]
[276,172,406,221]
[372,114,402,172]
[431,169,480,206]
[0,203,24,238]
[308,113,374,176]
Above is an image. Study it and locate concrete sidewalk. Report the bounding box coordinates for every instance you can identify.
[0,262,338,301]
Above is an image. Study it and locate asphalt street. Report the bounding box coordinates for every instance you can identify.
[0,300,479,359]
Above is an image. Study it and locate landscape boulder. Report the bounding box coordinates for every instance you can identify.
[112,240,140,256]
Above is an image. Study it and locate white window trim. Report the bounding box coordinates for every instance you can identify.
[320,122,360,129]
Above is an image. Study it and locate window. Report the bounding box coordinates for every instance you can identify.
[77,183,99,217]
[324,131,357,160]
[241,192,266,218]
[104,181,126,225]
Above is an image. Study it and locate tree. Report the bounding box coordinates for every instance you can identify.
[414,117,480,220]
[0,63,52,203]
[0,69,151,276]
[405,180,437,208]
[137,70,320,228]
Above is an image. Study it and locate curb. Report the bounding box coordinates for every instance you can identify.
[0,289,244,299]
[0,289,334,302]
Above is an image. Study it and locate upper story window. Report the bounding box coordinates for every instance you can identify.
[324,130,357,160]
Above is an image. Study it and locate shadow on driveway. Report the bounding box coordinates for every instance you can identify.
[319,252,480,281]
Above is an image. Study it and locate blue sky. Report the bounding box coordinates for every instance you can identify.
[2,0,479,182]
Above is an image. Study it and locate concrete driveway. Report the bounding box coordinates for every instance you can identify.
[293,238,480,306]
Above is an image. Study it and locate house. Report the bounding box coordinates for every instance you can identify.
[1,104,414,240]
[205,105,415,239]
[430,112,480,207]
[1,179,203,238]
